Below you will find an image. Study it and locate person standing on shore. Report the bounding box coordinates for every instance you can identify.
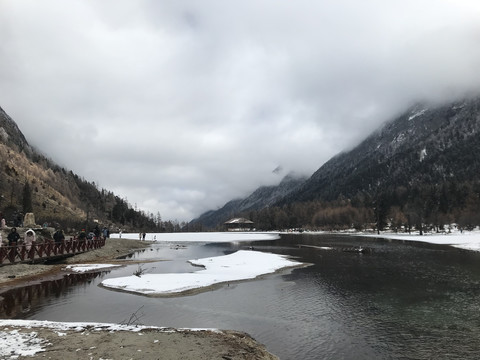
[24,229,36,251]
[78,230,87,243]
[102,227,109,240]
[94,226,101,240]
[8,227,20,246]
[53,229,65,243]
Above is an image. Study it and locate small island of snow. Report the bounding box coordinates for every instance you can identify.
[64,264,121,273]
[101,250,305,296]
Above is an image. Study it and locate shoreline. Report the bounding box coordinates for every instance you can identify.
[2,229,479,287]
[3,229,479,287]
[0,237,148,287]
[0,320,278,360]
[282,228,480,251]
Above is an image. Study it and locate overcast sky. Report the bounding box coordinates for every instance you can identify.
[1,1,480,222]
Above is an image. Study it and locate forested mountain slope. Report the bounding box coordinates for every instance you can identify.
[195,97,480,231]
[191,172,307,229]
[287,98,480,203]
[0,106,158,232]
[277,97,480,231]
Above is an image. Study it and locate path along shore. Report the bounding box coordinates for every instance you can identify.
[0,238,278,360]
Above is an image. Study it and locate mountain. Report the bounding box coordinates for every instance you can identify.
[286,98,480,203]
[0,107,30,152]
[0,106,158,232]
[194,96,480,230]
[191,172,307,229]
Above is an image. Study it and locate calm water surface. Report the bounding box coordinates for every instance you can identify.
[2,234,480,359]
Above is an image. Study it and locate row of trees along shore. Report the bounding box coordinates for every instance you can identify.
[228,181,480,233]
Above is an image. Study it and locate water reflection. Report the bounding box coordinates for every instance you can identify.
[280,234,480,359]
[0,271,110,318]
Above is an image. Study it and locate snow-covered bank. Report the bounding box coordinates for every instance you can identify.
[102,250,305,296]
[279,228,480,252]
[63,264,122,273]
[360,230,480,251]
[111,231,280,243]
[0,320,278,360]
[0,320,164,359]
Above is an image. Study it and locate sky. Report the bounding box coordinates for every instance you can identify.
[1,1,480,222]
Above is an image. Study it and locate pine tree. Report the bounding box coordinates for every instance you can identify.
[22,181,33,213]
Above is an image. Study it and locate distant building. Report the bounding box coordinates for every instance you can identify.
[224,217,255,231]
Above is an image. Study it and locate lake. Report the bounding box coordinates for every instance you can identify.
[2,233,480,359]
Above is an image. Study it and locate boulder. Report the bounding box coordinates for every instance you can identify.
[23,212,36,227]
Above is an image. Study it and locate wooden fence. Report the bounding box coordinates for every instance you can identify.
[0,238,106,265]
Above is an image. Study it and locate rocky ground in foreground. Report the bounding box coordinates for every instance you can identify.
[1,324,278,360]
[0,238,279,359]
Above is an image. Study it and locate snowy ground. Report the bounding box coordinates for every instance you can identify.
[286,227,480,252]
[0,320,157,359]
[358,228,480,251]
[101,250,305,296]
[104,229,480,298]
[111,231,280,242]
[63,263,121,273]
[0,319,277,360]
[103,232,298,296]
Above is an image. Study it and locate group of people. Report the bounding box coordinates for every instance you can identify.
[0,227,36,248]
[0,225,66,248]
[0,207,113,248]
[0,212,25,228]
[77,226,110,242]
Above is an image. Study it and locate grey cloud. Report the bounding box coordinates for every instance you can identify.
[1,0,480,221]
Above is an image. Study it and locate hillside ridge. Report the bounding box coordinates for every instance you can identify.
[0,106,160,233]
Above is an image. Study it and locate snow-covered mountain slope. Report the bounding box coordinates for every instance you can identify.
[191,172,307,228]
[194,96,480,228]
[285,97,480,203]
